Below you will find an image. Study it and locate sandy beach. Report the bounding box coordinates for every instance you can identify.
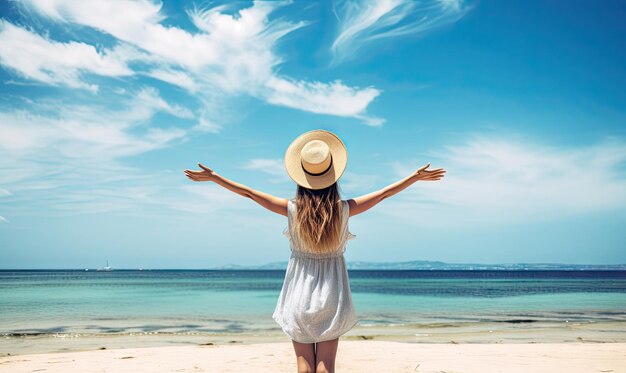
[1,341,624,373]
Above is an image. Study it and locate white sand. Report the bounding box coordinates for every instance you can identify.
[1,341,624,373]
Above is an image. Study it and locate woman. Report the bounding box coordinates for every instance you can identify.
[184,129,446,373]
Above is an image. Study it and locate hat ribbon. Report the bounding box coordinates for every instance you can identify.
[301,154,333,176]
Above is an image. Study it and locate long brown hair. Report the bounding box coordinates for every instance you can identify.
[294,182,344,254]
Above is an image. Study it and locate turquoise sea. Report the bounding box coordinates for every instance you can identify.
[1,269,625,354]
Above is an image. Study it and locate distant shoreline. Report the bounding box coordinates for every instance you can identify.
[1,264,625,271]
[2,268,626,271]
[1,268,625,271]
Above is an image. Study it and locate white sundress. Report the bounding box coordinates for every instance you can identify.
[272,198,359,343]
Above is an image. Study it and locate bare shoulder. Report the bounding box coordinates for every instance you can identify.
[345,198,364,217]
[267,196,290,217]
[275,197,290,216]
[345,188,387,217]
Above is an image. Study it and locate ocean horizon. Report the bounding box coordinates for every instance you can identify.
[3,259,626,271]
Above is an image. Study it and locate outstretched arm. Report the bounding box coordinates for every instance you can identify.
[347,163,445,217]
[184,163,289,216]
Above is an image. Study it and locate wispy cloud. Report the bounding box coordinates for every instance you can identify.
[165,184,252,215]
[0,88,190,217]
[383,134,626,226]
[241,158,286,177]
[240,158,291,184]
[135,87,194,119]
[263,76,384,126]
[0,86,282,221]
[0,87,189,156]
[339,171,385,193]
[0,20,134,92]
[145,68,198,93]
[331,0,472,64]
[15,0,382,125]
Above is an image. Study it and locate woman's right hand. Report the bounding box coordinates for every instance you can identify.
[184,163,217,182]
[415,163,446,181]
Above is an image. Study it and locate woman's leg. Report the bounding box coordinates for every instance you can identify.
[315,338,339,373]
[292,339,316,373]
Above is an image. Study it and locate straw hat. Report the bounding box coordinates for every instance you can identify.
[284,129,348,190]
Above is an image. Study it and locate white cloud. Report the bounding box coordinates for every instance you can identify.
[240,158,292,184]
[0,86,267,221]
[339,171,384,193]
[135,87,194,119]
[192,117,222,134]
[439,0,464,12]
[263,76,383,126]
[0,87,189,157]
[18,0,381,125]
[331,0,472,64]
[165,184,252,215]
[146,68,198,93]
[382,134,626,226]
[241,158,286,177]
[0,20,134,92]
[0,88,191,217]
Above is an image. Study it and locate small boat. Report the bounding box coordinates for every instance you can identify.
[97,260,113,271]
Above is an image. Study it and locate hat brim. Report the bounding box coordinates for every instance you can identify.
[284,130,347,190]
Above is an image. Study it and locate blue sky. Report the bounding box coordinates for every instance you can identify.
[1,0,624,269]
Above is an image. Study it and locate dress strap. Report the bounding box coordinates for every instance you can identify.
[343,200,357,241]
